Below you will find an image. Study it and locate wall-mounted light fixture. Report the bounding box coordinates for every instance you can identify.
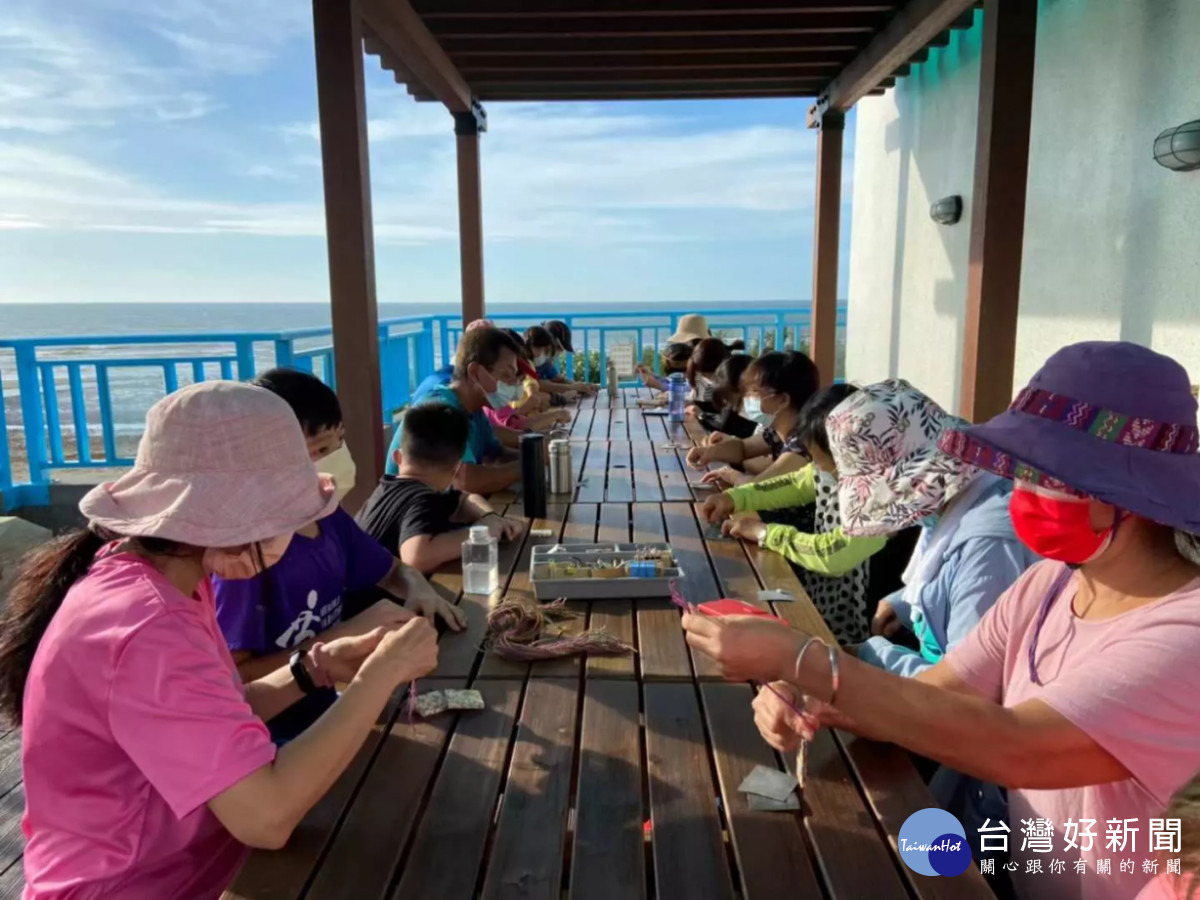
[930,195,963,225]
[1153,120,1200,171]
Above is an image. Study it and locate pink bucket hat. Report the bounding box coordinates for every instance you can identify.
[80,381,338,547]
[827,379,980,537]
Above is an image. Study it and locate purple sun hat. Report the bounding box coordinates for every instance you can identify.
[938,341,1200,533]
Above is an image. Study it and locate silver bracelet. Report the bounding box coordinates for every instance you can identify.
[827,643,840,706]
[793,636,824,685]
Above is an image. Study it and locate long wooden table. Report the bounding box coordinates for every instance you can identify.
[221,388,995,900]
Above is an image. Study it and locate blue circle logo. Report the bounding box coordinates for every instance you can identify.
[898,808,971,877]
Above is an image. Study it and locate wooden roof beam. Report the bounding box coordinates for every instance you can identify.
[808,0,977,127]
[359,0,474,113]
[424,12,888,38]
[414,1,899,15]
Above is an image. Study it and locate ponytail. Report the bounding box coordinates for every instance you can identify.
[0,528,105,725]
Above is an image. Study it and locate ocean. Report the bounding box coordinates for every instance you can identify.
[1,300,812,450]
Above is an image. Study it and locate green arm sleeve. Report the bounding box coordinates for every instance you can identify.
[761,525,887,577]
[726,464,817,513]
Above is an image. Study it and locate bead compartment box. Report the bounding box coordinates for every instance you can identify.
[530,543,681,600]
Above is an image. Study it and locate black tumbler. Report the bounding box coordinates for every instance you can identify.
[520,432,547,519]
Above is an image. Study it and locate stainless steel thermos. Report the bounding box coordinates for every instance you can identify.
[549,439,572,494]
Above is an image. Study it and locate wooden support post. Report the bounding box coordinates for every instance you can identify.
[960,0,1038,422]
[455,110,486,327]
[810,112,844,387]
[313,0,383,509]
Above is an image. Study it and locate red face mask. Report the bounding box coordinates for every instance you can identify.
[1009,486,1115,565]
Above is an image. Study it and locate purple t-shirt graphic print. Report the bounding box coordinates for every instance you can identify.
[214,507,394,654]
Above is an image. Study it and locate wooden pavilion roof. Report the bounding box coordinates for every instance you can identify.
[360,0,980,117]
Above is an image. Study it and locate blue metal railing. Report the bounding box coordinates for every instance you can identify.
[1,304,846,510]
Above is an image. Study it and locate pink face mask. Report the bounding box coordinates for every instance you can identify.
[203,532,293,580]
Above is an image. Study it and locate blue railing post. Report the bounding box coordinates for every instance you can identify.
[235,337,257,381]
[0,369,13,505]
[274,339,296,370]
[14,343,50,504]
[598,330,607,388]
[438,317,451,370]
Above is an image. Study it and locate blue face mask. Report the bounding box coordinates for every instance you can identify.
[742,395,777,428]
[922,512,942,530]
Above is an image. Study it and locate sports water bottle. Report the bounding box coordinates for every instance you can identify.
[462,525,498,594]
[668,372,687,422]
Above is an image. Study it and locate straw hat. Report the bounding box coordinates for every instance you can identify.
[828,379,980,537]
[667,314,711,345]
[80,381,338,547]
[939,341,1200,533]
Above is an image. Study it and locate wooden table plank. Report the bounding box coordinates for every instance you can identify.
[590,406,611,441]
[588,503,636,679]
[576,442,608,503]
[570,409,595,440]
[629,441,663,502]
[632,504,691,682]
[654,442,692,502]
[628,405,651,441]
[0,859,21,900]
[480,678,580,900]
[306,678,465,900]
[0,785,24,885]
[391,680,523,900]
[0,733,21,797]
[644,683,735,900]
[606,441,633,502]
[699,684,824,900]
[569,679,645,900]
[644,414,668,444]
[660,502,723,680]
[225,690,407,900]
[837,738,996,900]
[608,407,630,441]
[788,729,911,899]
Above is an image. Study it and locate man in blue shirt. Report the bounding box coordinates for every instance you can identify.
[386,327,523,494]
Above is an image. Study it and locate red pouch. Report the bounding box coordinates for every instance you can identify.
[698,598,784,621]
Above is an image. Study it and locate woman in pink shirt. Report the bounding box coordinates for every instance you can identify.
[0,381,439,899]
[682,342,1200,900]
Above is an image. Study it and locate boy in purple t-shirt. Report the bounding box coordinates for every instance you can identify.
[215,369,465,741]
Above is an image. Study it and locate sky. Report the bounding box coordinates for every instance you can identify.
[0,0,854,307]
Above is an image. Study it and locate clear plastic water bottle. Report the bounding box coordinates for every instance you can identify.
[668,372,687,422]
[462,525,498,594]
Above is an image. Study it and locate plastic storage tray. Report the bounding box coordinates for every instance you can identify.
[530,542,680,600]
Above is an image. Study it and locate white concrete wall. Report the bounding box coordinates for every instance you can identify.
[845,0,1200,413]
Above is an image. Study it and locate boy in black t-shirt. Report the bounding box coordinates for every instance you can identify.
[356,403,524,573]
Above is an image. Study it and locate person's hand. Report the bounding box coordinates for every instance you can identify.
[404,584,468,632]
[701,466,740,489]
[355,618,439,687]
[685,404,698,417]
[561,390,580,403]
[699,492,735,523]
[706,431,728,447]
[338,599,415,638]
[555,409,572,424]
[309,629,389,685]
[681,612,802,684]
[871,600,902,638]
[686,445,713,469]
[752,682,836,752]
[484,514,524,542]
[576,382,598,396]
[725,517,767,543]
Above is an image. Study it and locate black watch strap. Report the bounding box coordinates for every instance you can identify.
[289,648,317,694]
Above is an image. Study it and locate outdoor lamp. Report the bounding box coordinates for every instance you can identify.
[930,195,963,225]
[1153,120,1200,172]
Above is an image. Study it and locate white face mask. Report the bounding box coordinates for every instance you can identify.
[203,533,293,580]
[487,379,524,410]
[533,354,550,367]
[318,442,357,502]
[694,376,715,402]
[742,395,777,428]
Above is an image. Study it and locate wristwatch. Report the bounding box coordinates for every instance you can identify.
[289,648,317,694]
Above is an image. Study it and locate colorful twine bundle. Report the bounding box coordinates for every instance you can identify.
[485,598,636,661]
